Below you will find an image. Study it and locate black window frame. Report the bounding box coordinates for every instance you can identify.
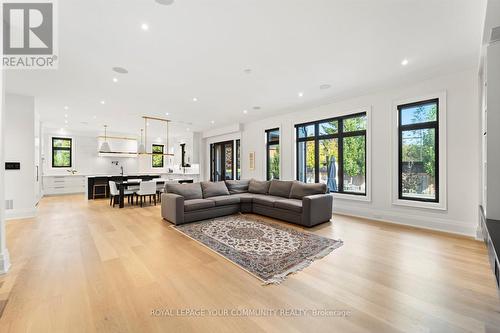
[152,144,164,168]
[397,98,439,203]
[210,140,235,181]
[295,112,367,196]
[51,137,72,168]
[236,139,241,180]
[266,128,280,180]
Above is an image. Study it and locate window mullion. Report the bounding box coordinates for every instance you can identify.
[338,119,344,193]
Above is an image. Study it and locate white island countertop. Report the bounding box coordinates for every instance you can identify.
[44,172,199,177]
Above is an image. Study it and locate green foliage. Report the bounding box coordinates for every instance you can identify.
[343,136,365,177]
[152,144,164,168]
[268,145,280,179]
[53,150,71,167]
[52,138,72,167]
[342,116,366,177]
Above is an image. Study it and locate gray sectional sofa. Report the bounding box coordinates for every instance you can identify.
[161,179,333,227]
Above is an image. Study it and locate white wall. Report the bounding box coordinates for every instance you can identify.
[0,63,12,274]
[238,69,479,236]
[485,42,500,220]
[4,94,36,220]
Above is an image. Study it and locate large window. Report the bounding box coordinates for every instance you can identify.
[296,113,366,195]
[52,137,72,168]
[398,99,438,202]
[152,144,164,168]
[236,139,241,180]
[266,128,280,180]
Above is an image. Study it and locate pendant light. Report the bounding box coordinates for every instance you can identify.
[100,125,111,152]
[138,128,146,154]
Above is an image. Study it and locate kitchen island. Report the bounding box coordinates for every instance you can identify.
[85,173,198,200]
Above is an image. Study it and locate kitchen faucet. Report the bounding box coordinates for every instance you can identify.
[120,166,124,176]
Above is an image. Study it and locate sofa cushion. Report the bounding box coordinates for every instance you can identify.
[225,179,250,194]
[184,199,215,212]
[248,179,270,194]
[268,180,293,198]
[274,199,303,213]
[201,181,230,198]
[231,193,256,203]
[206,195,240,206]
[252,195,282,207]
[289,181,327,199]
[166,182,203,200]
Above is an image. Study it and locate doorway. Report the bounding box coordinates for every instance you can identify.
[210,140,234,181]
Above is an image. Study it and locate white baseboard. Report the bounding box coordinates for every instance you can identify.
[334,206,478,237]
[0,249,11,274]
[5,208,37,221]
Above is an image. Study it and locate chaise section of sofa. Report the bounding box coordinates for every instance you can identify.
[161,179,333,227]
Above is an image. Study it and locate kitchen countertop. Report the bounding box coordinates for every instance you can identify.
[44,172,199,177]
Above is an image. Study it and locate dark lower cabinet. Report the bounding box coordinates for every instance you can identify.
[87,175,161,200]
[480,206,500,292]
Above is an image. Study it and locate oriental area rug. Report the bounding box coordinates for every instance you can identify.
[172,214,343,284]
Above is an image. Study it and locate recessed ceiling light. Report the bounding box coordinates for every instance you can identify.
[141,23,149,31]
[64,114,68,118]
[93,115,97,119]
[165,112,170,116]
[146,122,150,126]
[192,97,198,102]
[112,77,118,83]
[243,110,248,114]
[64,106,69,110]
[298,92,304,98]
[401,58,409,66]
[210,120,215,124]
[100,100,105,105]
[112,67,128,74]
[253,106,261,110]
[155,0,175,5]
[320,84,331,90]
[64,120,68,124]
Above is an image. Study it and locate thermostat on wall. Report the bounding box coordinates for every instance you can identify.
[5,162,20,170]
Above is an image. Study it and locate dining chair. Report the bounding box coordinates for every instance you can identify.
[109,181,134,207]
[135,181,157,207]
[127,178,142,191]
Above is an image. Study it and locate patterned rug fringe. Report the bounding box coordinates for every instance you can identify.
[263,240,344,285]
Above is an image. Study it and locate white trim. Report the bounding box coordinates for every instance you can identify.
[0,248,11,275]
[392,91,447,210]
[292,106,372,202]
[334,207,476,237]
[5,208,37,220]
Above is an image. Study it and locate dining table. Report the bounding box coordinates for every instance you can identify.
[114,178,193,208]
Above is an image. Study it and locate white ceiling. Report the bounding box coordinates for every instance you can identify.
[5,0,485,137]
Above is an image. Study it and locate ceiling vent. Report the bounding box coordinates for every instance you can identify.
[491,26,500,43]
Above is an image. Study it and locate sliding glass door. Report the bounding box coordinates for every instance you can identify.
[210,140,234,181]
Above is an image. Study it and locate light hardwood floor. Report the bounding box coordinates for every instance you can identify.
[0,194,499,333]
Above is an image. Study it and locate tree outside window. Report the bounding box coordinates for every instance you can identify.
[152,144,164,168]
[52,137,72,168]
[296,113,366,195]
[266,129,280,180]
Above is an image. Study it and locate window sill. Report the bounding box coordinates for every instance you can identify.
[333,193,370,202]
[392,199,446,211]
